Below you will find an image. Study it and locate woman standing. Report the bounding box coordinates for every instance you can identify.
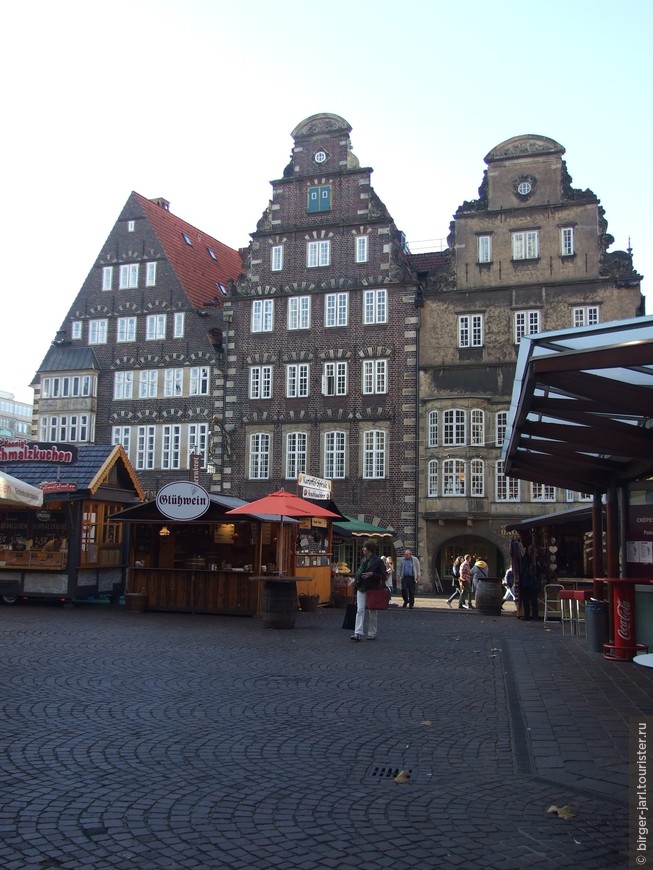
[384,556,395,594]
[350,539,386,642]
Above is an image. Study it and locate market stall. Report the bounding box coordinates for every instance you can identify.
[0,440,144,604]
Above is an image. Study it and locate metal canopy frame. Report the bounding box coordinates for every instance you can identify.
[503,317,653,495]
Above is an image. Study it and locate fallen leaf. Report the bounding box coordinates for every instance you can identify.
[546,804,575,820]
[394,769,411,784]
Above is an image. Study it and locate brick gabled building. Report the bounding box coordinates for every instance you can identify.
[220,113,422,550]
[32,191,243,496]
[414,134,644,585]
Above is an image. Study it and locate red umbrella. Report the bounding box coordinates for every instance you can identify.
[226,490,340,575]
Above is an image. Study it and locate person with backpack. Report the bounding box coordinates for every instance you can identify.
[446,555,462,606]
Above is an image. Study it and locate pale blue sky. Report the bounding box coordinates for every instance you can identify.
[1,0,651,403]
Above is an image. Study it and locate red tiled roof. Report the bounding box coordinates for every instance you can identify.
[134,193,243,308]
[407,251,449,271]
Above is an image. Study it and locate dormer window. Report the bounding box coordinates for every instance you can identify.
[207,247,218,260]
[182,232,193,246]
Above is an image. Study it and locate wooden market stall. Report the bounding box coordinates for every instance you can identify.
[112,490,289,616]
[0,441,144,604]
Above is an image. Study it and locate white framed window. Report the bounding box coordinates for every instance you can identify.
[146,262,157,287]
[561,227,575,257]
[251,299,274,332]
[136,425,156,470]
[119,263,139,289]
[427,459,438,497]
[495,460,520,501]
[163,368,183,397]
[470,458,485,497]
[288,296,311,330]
[249,433,270,479]
[88,319,108,345]
[443,409,466,446]
[117,317,137,343]
[470,409,485,446]
[41,375,95,399]
[112,426,131,455]
[566,490,593,502]
[161,424,181,469]
[146,314,166,340]
[514,310,541,342]
[113,371,133,400]
[173,312,185,338]
[271,245,283,272]
[324,430,346,479]
[286,363,310,398]
[572,306,599,328]
[362,359,387,394]
[363,429,386,479]
[285,431,308,479]
[322,361,348,396]
[458,314,484,348]
[443,458,465,496]
[71,321,82,340]
[495,411,508,447]
[531,483,556,502]
[512,230,539,260]
[477,235,492,263]
[307,240,330,268]
[427,410,438,447]
[102,266,113,291]
[363,288,387,324]
[325,292,348,327]
[190,366,210,396]
[188,423,208,468]
[249,365,273,399]
[138,370,158,398]
[355,235,368,263]
[127,220,135,232]
[40,414,94,444]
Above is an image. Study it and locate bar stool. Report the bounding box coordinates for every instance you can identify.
[572,590,592,637]
[558,590,576,635]
[543,583,564,624]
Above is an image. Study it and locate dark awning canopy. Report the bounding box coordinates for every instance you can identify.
[112,492,296,524]
[502,317,653,495]
[333,516,394,537]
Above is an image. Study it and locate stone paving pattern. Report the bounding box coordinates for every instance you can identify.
[1,594,652,869]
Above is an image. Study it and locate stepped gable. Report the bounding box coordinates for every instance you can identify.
[135,193,244,308]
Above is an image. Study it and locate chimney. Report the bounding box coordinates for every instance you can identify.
[150,197,170,210]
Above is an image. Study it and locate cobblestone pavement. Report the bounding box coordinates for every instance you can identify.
[1,596,651,869]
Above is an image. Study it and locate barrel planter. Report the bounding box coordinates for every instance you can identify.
[262,579,297,629]
[125,592,148,613]
[298,593,319,613]
[475,578,503,615]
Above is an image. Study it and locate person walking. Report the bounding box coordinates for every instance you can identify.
[519,546,541,621]
[384,556,395,594]
[502,567,516,603]
[447,556,462,606]
[350,539,386,642]
[398,549,421,609]
[458,553,474,610]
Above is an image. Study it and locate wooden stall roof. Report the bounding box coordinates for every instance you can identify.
[505,505,594,534]
[503,316,653,495]
[112,492,298,525]
[0,444,144,504]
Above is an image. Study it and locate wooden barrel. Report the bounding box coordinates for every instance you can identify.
[263,580,297,629]
[475,578,503,615]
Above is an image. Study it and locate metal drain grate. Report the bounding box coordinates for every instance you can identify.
[370,764,413,780]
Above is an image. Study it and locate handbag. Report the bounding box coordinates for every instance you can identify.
[341,602,357,630]
[366,587,391,610]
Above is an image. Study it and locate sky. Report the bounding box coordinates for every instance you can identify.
[1,0,651,405]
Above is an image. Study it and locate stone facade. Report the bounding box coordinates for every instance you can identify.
[415,135,643,587]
